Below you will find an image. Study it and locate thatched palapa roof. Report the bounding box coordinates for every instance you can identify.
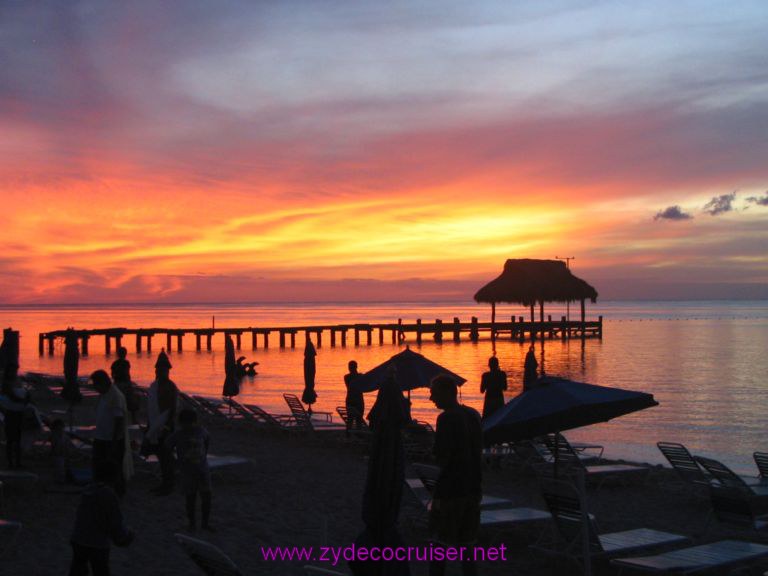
[474,259,598,306]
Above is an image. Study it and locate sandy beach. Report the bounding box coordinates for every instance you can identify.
[2,378,766,576]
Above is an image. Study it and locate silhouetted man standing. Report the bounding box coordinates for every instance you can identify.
[428,375,482,576]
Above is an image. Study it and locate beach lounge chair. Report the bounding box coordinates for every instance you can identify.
[537,478,688,575]
[706,485,768,533]
[404,476,512,509]
[541,434,604,461]
[694,456,768,496]
[657,442,712,489]
[754,452,768,480]
[223,398,296,431]
[335,406,370,431]
[283,394,345,432]
[404,473,551,530]
[175,533,243,575]
[192,395,241,423]
[546,434,649,486]
[611,539,768,574]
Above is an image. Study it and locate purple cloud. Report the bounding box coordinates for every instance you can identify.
[746,192,768,206]
[654,206,692,221]
[703,192,736,216]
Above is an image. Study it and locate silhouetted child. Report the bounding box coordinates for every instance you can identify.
[50,418,69,483]
[69,460,134,576]
[166,408,212,531]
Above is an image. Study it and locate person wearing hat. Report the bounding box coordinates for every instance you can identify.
[146,350,179,495]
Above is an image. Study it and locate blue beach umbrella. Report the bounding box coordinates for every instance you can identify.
[351,347,465,394]
[482,375,658,446]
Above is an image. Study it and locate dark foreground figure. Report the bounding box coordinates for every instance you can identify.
[429,375,483,576]
[69,460,134,576]
[166,408,213,531]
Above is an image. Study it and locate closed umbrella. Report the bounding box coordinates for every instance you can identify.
[350,374,411,576]
[483,375,658,446]
[62,329,82,403]
[222,334,240,398]
[302,337,317,413]
[351,348,465,395]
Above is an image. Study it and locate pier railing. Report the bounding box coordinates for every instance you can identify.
[39,315,602,355]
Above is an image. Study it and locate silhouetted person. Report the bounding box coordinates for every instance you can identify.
[302,338,317,414]
[523,345,538,391]
[166,409,212,531]
[69,460,134,576]
[0,361,29,469]
[91,370,131,496]
[428,375,482,576]
[480,356,507,419]
[147,350,178,495]
[344,360,365,434]
[110,347,139,424]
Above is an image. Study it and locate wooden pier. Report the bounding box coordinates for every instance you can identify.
[39,316,602,356]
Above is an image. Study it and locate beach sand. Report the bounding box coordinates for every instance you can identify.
[2,381,766,576]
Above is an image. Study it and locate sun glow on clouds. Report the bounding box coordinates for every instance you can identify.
[1,1,767,303]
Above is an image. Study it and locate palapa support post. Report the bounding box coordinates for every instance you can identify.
[539,300,544,341]
[434,319,443,343]
[453,317,461,342]
[598,315,603,339]
[580,299,586,339]
[518,316,525,343]
[397,318,404,344]
[510,316,516,340]
[81,335,89,356]
[469,317,479,342]
[416,319,422,345]
[561,316,567,341]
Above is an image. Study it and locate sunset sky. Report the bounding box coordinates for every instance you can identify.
[1,1,767,304]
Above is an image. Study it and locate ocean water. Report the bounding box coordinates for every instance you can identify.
[2,300,767,473]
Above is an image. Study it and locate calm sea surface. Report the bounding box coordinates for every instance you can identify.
[2,301,767,473]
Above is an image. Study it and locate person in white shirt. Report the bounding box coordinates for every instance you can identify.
[91,370,132,496]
